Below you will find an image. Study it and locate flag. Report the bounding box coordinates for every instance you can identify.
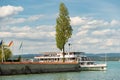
[0,40,3,46]
[8,41,13,47]
[19,42,23,50]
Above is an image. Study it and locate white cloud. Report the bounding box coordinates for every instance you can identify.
[11,26,31,32]
[72,16,120,38]
[92,29,111,35]
[0,25,56,54]
[50,31,56,37]
[88,38,100,44]
[87,19,106,26]
[78,25,94,31]
[76,38,100,44]
[0,32,12,37]
[71,16,120,53]
[27,15,44,21]
[110,20,120,26]
[92,31,103,35]
[0,5,23,18]
[0,6,43,26]
[0,15,43,25]
[0,18,25,25]
[36,25,55,32]
[0,25,55,40]
[70,16,110,27]
[92,29,120,39]
[105,39,120,47]
[105,39,113,46]
[76,30,88,36]
[70,16,87,26]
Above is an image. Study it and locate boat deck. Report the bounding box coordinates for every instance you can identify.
[0,61,79,64]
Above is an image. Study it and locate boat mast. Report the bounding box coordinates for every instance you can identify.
[105,53,107,64]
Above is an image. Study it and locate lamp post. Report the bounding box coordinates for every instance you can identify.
[68,43,71,53]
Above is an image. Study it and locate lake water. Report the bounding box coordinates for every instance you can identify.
[0,61,120,80]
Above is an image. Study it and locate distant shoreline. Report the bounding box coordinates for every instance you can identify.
[12,53,120,61]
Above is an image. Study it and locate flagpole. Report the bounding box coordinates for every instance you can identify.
[19,42,23,62]
[22,43,23,55]
[21,42,23,62]
[1,43,4,63]
[12,41,14,56]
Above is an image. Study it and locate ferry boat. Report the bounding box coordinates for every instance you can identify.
[34,52,107,71]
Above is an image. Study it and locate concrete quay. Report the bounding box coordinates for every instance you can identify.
[0,62,80,75]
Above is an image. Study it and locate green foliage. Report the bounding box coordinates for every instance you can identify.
[55,2,72,52]
[0,46,12,62]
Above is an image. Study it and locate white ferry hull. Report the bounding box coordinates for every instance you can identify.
[80,64,107,71]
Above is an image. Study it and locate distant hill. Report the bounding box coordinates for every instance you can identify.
[86,53,120,61]
[13,54,42,59]
[12,53,120,61]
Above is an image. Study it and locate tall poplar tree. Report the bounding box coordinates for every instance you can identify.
[55,2,72,61]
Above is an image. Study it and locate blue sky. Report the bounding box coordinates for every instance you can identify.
[0,0,120,54]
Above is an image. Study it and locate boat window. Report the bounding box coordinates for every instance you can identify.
[80,62,84,65]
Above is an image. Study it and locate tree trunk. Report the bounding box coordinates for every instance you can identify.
[62,46,65,62]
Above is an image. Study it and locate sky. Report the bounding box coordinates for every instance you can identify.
[0,0,120,55]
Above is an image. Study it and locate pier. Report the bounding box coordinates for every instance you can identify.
[0,62,80,75]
